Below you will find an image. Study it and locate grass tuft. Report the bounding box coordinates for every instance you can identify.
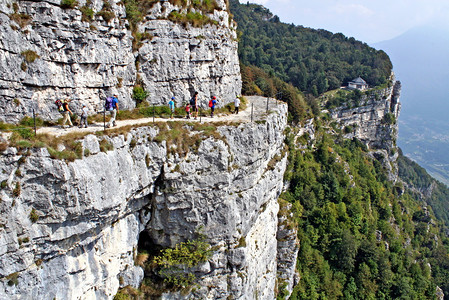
[6,272,19,286]
[12,182,21,197]
[60,0,77,9]
[29,208,39,223]
[21,50,40,63]
[9,12,32,28]
[99,139,114,152]
[80,6,94,22]
[135,252,149,267]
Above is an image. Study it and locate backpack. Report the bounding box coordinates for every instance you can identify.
[55,99,64,112]
[105,97,114,111]
[190,97,195,106]
[208,100,213,107]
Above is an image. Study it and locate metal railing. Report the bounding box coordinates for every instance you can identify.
[1,97,285,138]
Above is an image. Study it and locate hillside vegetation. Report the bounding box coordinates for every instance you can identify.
[398,149,449,227]
[230,0,392,96]
[283,129,449,299]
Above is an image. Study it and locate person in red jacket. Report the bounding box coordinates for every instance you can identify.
[209,96,217,118]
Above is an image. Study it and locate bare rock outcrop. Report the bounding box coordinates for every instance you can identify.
[329,78,401,181]
[0,101,296,299]
[0,0,241,123]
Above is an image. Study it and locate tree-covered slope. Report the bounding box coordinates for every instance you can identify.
[398,148,449,228]
[283,130,449,299]
[230,0,392,95]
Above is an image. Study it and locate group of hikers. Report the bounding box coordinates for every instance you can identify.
[55,92,240,129]
[55,94,119,129]
[169,92,240,120]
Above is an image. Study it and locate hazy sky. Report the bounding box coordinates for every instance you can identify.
[241,0,449,43]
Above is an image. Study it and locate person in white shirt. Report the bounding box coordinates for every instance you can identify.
[234,97,240,114]
[79,104,89,128]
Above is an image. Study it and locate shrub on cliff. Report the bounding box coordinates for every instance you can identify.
[168,10,217,27]
[20,50,40,63]
[132,85,149,106]
[97,10,115,23]
[152,238,212,288]
[9,12,32,28]
[29,208,39,223]
[113,286,139,300]
[241,64,311,122]
[382,112,396,125]
[192,0,219,13]
[123,0,220,30]
[80,6,94,22]
[60,0,77,9]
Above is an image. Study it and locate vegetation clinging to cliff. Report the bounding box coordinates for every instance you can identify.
[152,238,212,287]
[122,0,220,31]
[240,64,318,123]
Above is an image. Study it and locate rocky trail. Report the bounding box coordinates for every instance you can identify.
[37,96,282,137]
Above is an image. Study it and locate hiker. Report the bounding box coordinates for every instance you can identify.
[105,94,119,128]
[234,96,240,114]
[61,99,73,128]
[55,99,65,114]
[79,104,88,128]
[209,96,217,118]
[190,91,198,120]
[185,103,191,119]
[168,97,175,119]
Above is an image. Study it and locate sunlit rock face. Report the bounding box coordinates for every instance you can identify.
[0,101,298,299]
[329,79,401,181]
[0,0,241,123]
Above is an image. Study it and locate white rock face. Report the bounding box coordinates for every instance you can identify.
[0,0,241,123]
[328,80,401,181]
[329,80,401,152]
[0,102,297,299]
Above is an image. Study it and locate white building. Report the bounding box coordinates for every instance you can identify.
[348,77,368,90]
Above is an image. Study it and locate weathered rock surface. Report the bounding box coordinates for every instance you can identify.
[328,78,401,181]
[0,0,241,123]
[0,101,296,299]
[329,79,401,152]
[276,201,299,297]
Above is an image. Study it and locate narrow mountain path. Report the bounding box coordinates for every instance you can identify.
[37,96,282,137]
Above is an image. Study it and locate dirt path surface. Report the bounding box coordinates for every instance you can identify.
[37,96,282,137]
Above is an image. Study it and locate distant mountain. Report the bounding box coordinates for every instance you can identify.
[374,25,449,185]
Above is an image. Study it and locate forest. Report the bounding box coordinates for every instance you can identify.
[283,130,449,299]
[229,0,392,96]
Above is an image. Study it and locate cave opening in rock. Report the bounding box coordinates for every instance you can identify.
[137,230,163,258]
[135,230,168,296]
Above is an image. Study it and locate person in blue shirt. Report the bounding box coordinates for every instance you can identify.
[106,94,119,127]
[168,97,175,119]
[209,96,217,118]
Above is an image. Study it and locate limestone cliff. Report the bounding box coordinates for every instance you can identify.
[329,80,400,150]
[0,0,241,123]
[0,100,297,299]
[328,78,401,180]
